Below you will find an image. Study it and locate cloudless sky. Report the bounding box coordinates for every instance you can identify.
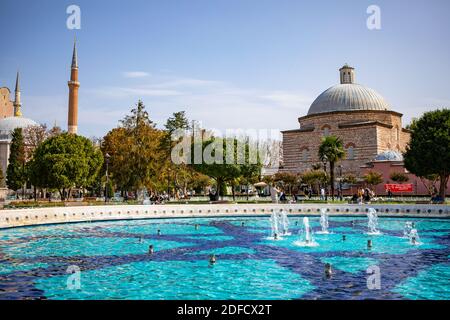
[0,0,449,138]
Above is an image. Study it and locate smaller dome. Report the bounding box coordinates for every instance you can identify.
[374,150,403,162]
[0,116,38,139]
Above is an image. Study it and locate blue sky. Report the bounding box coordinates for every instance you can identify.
[0,0,449,138]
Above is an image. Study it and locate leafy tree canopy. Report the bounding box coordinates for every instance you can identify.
[29,133,103,199]
[6,128,26,191]
[404,108,450,199]
[191,137,262,199]
[363,171,383,187]
[318,135,346,199]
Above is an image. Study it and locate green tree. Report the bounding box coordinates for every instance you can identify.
[0,166,5,188]
[318,136,345,200]
[389,172,409,183]
[342,173,358,194]
[273,172,299,195]
[28,133,103,200]
[102,101,164,198]
[302,170,328,194]
[191,137,261,200]
[6,128,27,195]
[404,109,450,200]
[342,174,357,185]
[165,111,190,133]
[160,111,193,199]
[120,99,154,130]
[363,171,383,189]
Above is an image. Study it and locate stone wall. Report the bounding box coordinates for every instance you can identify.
[0,87,14,119]
[0,204,448,229]
[282,110,410,175]
[361,161,450,196]
[0,140,10,182]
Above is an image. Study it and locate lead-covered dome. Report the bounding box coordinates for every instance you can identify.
[0,116,38,138]
[307,65,390,115]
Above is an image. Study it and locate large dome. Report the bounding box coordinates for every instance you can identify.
[307,83,390,115]
[307,65,390,115]
[0,116,38,137]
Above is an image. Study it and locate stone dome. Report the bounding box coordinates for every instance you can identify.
[0,116,38,138]
[307,65,390,115]
[307,83,390,115]
[374,150,404,162]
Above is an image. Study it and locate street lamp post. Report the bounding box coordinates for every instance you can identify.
[322,158,328,201]
[167,168,171,201]
[338,165,343,201]
[105,153,110,203]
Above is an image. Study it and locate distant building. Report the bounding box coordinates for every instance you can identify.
[280,65,450,196]
[282,64,411,176]
[0,87,15,119]
[0,72,38,183]
[0,41,80,192]
[361,151,450,196]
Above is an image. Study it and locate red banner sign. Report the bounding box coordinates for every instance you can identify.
[385,184,413,192]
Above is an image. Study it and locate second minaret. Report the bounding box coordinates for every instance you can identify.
[67,40,79,134]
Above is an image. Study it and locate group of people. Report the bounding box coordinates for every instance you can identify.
[350,188,374,204]
[148,193,168,204]
[269,185,377,204]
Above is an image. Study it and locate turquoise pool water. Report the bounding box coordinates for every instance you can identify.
[0,216,449,300]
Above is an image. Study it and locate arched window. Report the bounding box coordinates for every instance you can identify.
[347,146,354,160]
[345,143,356,160]
[321,124,331,137]
[300,147,309,162]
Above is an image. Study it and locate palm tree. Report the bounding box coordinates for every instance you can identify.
[318,136,346,200]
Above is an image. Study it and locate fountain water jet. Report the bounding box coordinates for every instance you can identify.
[367,208,382,235]
[403,222,413,238]
[294,217,319,247]
[408,228,421,245]
[279,210,291,236]
[268,211,282,240]
[316,208,330,234]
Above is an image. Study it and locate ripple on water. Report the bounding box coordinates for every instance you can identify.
[262,231,445,255]
[0,262,49,275]
[393,263,450,299]
[320,256,378,274]
[3,237,194,258]
[1,216,449,300]
[35,259,314,300]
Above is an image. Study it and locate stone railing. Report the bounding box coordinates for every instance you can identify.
[0,203,449,229]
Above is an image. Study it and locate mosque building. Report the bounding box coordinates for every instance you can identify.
[0,72,38,179]
[0,41,79,189]
[281,65,416,193]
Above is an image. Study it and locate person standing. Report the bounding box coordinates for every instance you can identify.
[270,185,280,203]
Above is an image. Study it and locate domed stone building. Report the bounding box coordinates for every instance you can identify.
[281,65,411,176]
[0,72,38,184]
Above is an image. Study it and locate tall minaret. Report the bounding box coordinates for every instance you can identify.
[14,71,22,117]
[67,40,79,134]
